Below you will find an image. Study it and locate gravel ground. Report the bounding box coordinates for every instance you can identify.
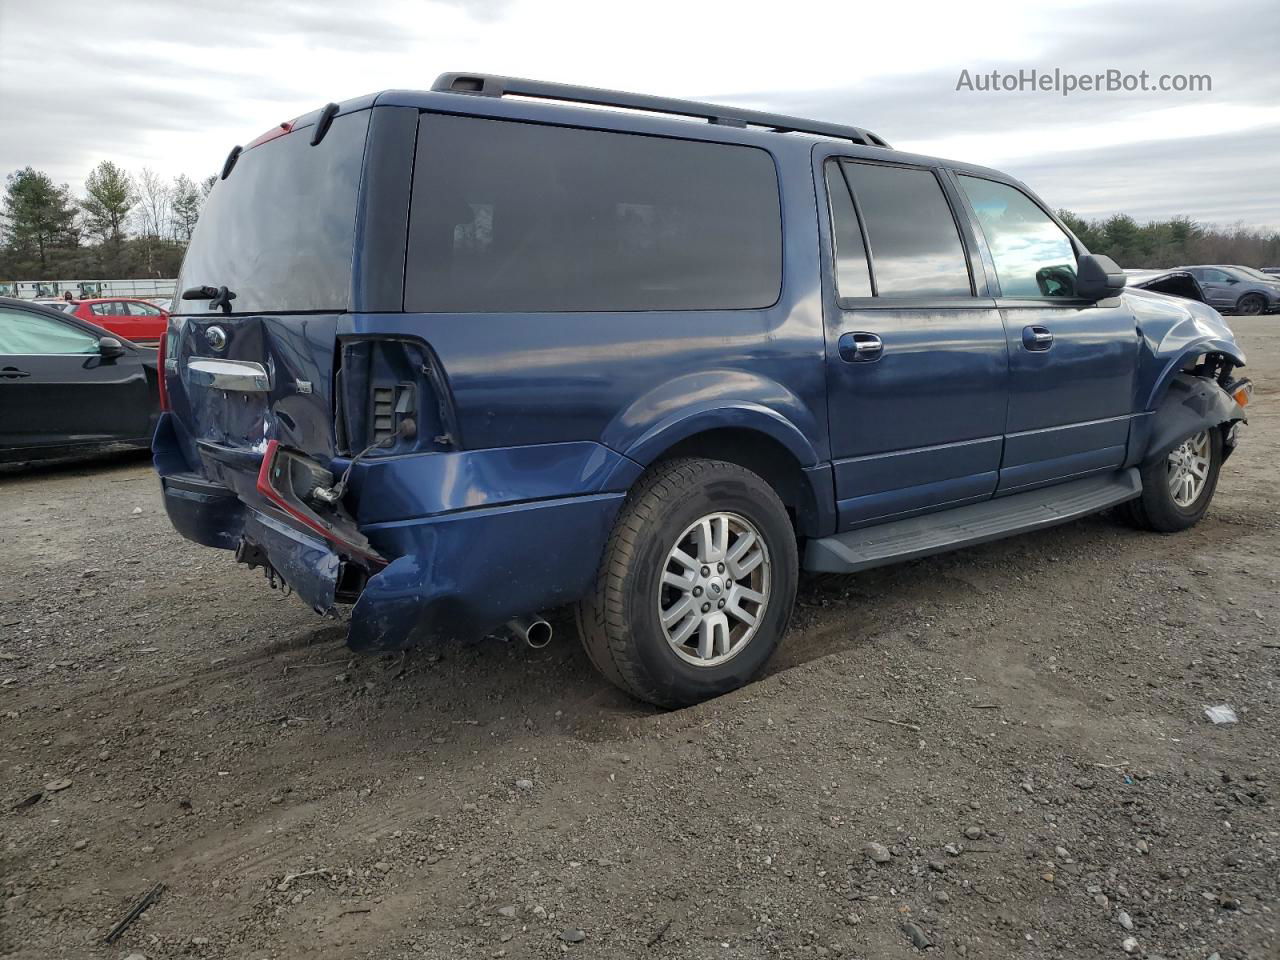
[1,317,1277,960]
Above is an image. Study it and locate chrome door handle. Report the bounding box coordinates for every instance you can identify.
[1022,326,1054,351]
[187,358,270,392]
[1,366,31,379]
[838,332,884,363]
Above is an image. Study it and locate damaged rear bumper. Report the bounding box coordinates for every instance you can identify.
[159,470,346,614]
[160,474,623,647]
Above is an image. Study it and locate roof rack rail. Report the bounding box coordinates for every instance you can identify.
[431,73,891,149]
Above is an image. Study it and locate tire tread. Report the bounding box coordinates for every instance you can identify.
[577,458,789,707]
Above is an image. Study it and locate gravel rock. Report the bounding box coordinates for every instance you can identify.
[1117,910,1134,930]
[862,842,891,864]
[558,928,586,943]
[496,905,517,919]
[963,826,983,840]
[1121,936,1139,954]
[514,778,534,791]
[900,920,932,949]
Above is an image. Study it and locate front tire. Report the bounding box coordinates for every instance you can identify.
[1235,293,1265,316]
[1125,428,1223,532]
[576,458,799,708]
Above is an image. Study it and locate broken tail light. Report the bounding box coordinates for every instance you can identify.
[255,440,386,567]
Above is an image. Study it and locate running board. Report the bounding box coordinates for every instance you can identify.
[804,469,1142,573]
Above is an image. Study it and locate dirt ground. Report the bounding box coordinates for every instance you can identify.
[2,318,1277,960]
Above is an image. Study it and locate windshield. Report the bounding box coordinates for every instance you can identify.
[1235,266,1276,282]
[175,109,370,314]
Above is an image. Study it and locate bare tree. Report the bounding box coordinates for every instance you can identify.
[135,167,172,239]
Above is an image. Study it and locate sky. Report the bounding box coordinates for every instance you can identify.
[1,0,1278,230]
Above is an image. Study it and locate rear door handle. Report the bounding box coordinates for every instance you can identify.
[0,366,31,379]
[838,332,884,363]
[1022,326,1054,351]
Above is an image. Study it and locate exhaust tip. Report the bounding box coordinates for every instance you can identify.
[506,615,553,649]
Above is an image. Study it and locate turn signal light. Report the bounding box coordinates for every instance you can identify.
[1233,384,1252,407]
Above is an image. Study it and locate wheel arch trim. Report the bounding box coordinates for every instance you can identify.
[1143,338,1245,410]
[1138,372,1245,467]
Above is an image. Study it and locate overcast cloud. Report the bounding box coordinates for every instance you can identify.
[1,0,1277,228]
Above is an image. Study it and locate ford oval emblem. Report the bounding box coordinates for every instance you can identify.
[205,325,228,351]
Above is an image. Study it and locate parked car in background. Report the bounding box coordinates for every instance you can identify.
[1260,267,1280,276]
[0,297,159,463]
[60,297,169,344]
[154,73,1252,707]
[1128,269,1207,303]
[1180,265,1280,315]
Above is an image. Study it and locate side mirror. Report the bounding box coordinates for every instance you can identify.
[98,336,126,359]
[1076,254,1127,300]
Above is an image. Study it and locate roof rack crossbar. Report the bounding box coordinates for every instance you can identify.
[431,73,890,149]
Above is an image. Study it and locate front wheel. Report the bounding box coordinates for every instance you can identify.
[1125,428,1223,532]
[1235,294,1265,316]
[576,458,799,708]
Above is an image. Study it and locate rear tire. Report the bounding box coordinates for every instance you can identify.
[576,458,798,708]
[1125,428,1223,532]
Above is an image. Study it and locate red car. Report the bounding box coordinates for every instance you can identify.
[61,298,168,344]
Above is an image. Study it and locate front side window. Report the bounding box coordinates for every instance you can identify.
[958,175,1077,298]
[1202,268,1232,283]
[126,301,160,316]
[406,115,783,312]
[840,161,972,298]
[0,307,100,355]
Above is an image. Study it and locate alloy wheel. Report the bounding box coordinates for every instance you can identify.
[657,512,771,667]
[1167,430,1211,507]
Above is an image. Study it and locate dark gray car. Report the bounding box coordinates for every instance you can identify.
[1180,265,1280,315]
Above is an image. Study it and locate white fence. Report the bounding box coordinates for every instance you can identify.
[1,278,177,300]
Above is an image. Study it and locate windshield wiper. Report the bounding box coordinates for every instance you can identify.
[182,285,237,314]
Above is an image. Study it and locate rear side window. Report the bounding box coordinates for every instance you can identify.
[824,161,872,298]
[406,114,782,312]
[176,110,371,314]
[957,175,1077,298]
[839,161,971,299]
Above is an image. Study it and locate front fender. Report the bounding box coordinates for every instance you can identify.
[1130,288,1246,409]
[600,369,824,470]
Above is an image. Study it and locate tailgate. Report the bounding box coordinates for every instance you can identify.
[165,313,340,486]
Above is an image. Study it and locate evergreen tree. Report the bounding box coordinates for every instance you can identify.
[81,161,136,273]
[1,167,79,277]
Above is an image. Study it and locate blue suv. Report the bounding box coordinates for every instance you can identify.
[154,73,1252,707]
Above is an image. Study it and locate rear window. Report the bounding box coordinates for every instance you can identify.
[405,114,782,312]
[175,110,371,314]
